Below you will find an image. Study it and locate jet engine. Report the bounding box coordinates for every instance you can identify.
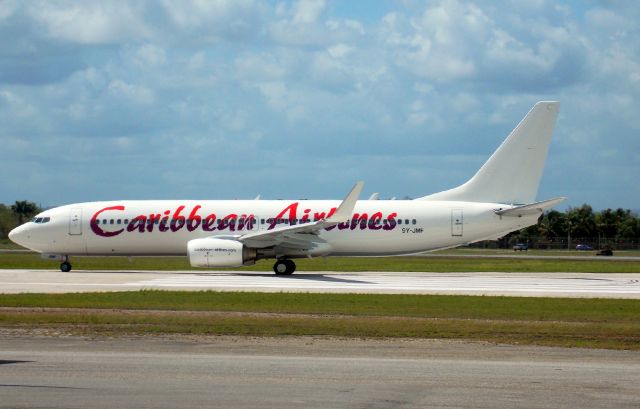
[187,238,257,268]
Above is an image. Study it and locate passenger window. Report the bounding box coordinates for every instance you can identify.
[110,219,114,224]
[405,219,409,225]
[412,219,416,225]
[117,219,121,224]
[96,220,100,225]
[398,219,402,225]
[103,219,107,225]
[124,219,129,224]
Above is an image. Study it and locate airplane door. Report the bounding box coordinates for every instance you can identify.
[451,208,463,237]
[69,208,82,235]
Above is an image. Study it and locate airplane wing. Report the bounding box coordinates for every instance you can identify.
[494,197,566,217]
[238,181,364,249]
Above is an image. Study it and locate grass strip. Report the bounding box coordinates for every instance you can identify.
[1,253,639,273]
[2,292,638,350]
[1,308,638,350]
[1,291,639,323]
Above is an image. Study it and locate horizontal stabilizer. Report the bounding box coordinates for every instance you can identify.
[495,197,566,217]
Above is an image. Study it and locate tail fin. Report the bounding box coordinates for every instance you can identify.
[417,101,559,204]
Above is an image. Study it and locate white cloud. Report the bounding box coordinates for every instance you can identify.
[107,80,154,105]
[187,52,206,71]
[28,2,150,44]
[159,0,263,43]
[256,81,308,122]
[292,0,325,24]
[0,0,18,20]
[0,90,36,118]
[585,8,632,34]
[235,52,293,81]
[327,43,352,58]
[135,44,166,67]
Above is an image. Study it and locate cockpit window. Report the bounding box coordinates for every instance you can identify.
[42,217,50,223]
[35,217,43,223]
[31,217,51,224]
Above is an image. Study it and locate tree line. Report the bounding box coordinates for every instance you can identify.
[503,204,640,250]
[1,201,639,249]
[0,201,40,239]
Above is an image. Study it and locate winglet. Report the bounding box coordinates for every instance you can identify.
[325,181,364,223]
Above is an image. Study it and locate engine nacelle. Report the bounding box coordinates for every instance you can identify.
[187,238,256,268]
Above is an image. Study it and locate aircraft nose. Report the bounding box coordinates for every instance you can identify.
[8,224,29,247]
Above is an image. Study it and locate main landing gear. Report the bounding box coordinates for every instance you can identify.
[273,259,296,275]
[60,256,72,272]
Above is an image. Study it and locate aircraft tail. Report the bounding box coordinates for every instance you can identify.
[417,101,560,205]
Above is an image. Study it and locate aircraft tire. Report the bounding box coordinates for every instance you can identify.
[284,259,296,274]
[60,261,72,272]
[273,259,295,275]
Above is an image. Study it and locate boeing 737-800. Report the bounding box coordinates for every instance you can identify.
[9,101,565,275]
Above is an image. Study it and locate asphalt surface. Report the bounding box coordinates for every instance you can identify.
[1,334,639,409]
[1,269,640,298]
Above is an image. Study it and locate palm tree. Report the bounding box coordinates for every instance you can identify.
[11,200,39,224]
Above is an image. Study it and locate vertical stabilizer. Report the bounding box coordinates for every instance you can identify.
[417,101,559,204]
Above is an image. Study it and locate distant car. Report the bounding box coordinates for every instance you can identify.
[576,244,593,251]
[513,243,528,251]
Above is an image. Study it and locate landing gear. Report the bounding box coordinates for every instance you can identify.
[60,256,72,272]
[273,259,296,275]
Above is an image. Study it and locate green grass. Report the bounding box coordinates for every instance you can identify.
[438,248,640,257]
[1,252,639,273]
[1,291,639,350]
[1,291,638,323]
[0,239,24,250]
[2,310,638,350]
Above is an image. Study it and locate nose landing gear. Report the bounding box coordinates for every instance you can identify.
[273,259,296,275]
[60,256,72,272]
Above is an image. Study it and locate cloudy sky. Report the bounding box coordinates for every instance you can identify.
[1,0,638,210]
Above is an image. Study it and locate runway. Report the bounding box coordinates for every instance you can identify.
[1,269,640,298]
[1,334,639,409]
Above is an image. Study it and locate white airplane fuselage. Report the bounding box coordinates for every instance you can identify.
[8,101,564,274]
[11,199,535,257]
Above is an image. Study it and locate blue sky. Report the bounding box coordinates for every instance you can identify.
[1,0,638,210]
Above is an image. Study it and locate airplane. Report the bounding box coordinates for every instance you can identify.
[9,101,564,275]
